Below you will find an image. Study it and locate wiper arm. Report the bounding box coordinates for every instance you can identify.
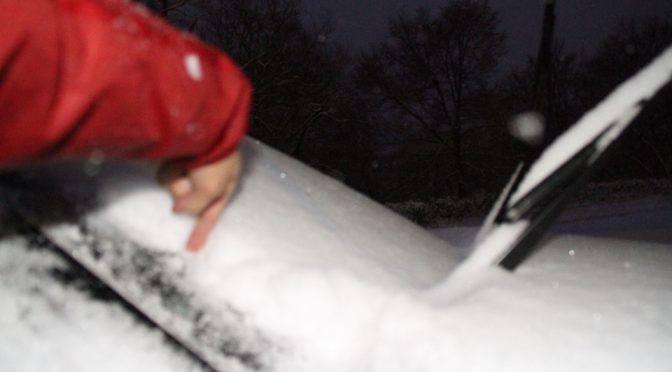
[500,124,618,269]
[455,45,672,275]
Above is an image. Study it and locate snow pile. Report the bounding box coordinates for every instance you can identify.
[16,138,668,372]
[88,142,458,290]
[12,139,457,371]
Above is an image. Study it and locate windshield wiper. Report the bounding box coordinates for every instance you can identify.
[457,45,672,274]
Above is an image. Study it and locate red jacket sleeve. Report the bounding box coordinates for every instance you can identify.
[0,0,251,169]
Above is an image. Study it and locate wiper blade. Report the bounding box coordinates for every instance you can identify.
[457,45,672,275]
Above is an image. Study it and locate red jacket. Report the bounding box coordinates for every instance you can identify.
[0,0,251,169]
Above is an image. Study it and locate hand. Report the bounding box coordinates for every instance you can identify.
[159,150,242,252]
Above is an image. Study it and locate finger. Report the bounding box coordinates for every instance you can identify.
[176,150,242,213]
[186,180,238,252]
[186,195,228,252]
[176,165,231,214]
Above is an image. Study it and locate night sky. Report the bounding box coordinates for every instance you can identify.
[302,0,672,71]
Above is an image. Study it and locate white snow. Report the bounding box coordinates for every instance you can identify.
[4,138,670,371]
[509,45,672,205]
[85,142,458,290]
[441,220,529,280]
[0,236,206,372]
[184,53,204,81]
[508,111,545,145]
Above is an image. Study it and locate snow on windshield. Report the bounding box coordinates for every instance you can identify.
[8,136,669,372]
[0,236,207,372]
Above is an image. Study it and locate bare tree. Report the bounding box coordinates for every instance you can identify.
[136,0,374,188]
[357,0,505,197]
[187,0,348,153]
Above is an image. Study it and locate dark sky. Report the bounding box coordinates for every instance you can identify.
[302,0,672,71]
